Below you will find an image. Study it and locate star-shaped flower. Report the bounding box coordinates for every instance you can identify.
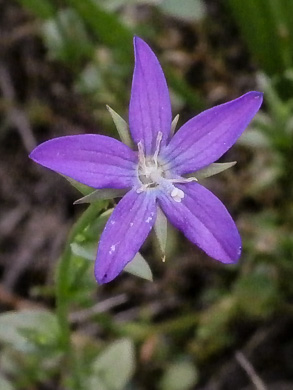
[30,37,263,284]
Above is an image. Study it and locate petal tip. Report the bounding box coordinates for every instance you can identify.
[96,274,111,285]
[133,35,146,48]
[29,145,42,163]
[222,243,242,264]
[95,264,115,285]
[246,90,264,105]
[95,265,122,285]
[29,150,35,161]
[252,90,263,98]
[133,36,155,60]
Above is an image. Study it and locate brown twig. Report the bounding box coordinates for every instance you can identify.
[235,351,268,390]
[0,61,36,152]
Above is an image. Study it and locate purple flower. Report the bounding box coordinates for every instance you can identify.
[30,37,263,284]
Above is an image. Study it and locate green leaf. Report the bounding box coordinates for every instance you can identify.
[83,208,114,242]
[71,242,96,261]
[92,338,135,390]
[106,105,133,147]
[159,0,206,21]
[0,376,15,390]
[226,0,292,74]
[0,310,59,353]
[75,64,103,94]
[124,252,153,281]
[187,162,236,180]
[74,188,127,204]
[17,0,56,19]
[87,376,108,390]
[160,360,199,390]
[42,8,93,64]
[65,0,132,59]
[234,270,280,318]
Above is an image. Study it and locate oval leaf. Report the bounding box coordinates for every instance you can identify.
[92,338,135,390]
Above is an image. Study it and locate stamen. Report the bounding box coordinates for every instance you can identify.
[136,183,149,193]
[184,177,198,182]
[153,131,163,167]
[171,187,184,203]
[169,177,198,184]
[138,141,146,166]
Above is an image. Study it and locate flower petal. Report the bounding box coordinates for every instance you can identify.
[129,37,172,155]
[95,189,157,284]
[158,182,241,263]
[30,135,137,189]
[162,92,263,174]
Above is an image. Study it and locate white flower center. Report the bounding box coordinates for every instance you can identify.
[136,132,190,203]
[138,155,165,187]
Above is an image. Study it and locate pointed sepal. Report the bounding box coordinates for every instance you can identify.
[106,105,133,148]
[74,188,127,204]
[171,114,180,136]
[124,252,153,281]
[154,207,168,258]
[186,162,237,180]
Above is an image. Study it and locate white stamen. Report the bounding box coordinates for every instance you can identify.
[136,136,192,196]
[169,177,198,184]
[136,183,149,193]
[153,131,163,166]
[138,141,146,166]
[171,187,184,203]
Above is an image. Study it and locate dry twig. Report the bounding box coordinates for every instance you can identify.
[235,351,268,390]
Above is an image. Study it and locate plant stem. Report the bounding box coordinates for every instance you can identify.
[55,203,102,389]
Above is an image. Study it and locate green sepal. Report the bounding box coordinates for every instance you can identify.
[71,243,153,282]
[106,105,133,147]
[124,252,153,281]
[186,162,237,180]
[74,188,127,204]
[63,176,95,196]
[171,114,180,135]
[154,207,167,258]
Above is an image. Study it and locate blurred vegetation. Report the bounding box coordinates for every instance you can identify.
[1,0,293,389]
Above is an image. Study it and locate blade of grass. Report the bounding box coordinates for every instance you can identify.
[17,0,56,19]
[65,0,132,61]
[227,0,285,75]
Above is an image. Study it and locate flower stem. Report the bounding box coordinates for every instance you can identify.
[56,203,102,388]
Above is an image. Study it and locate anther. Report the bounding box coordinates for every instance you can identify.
[171,187,184,203]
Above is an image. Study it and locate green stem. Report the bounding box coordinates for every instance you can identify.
[56,203,102,388]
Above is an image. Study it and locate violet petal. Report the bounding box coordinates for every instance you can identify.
[95,189,157,284]
[29,135,137,189]
[162,92,263,174]
[129,37,172,155]
[158,182,241,263]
